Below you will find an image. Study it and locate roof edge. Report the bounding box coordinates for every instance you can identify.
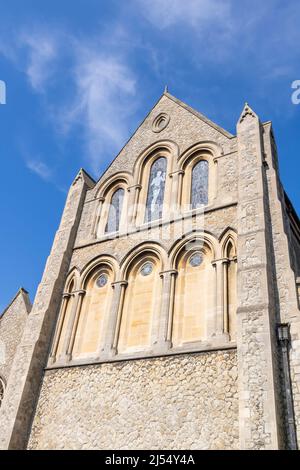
[164,91,234,139]
[0,288,32,319]
[94,90,235,188]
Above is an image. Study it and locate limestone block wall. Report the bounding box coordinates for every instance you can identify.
[90,93,235,195]
[0,289,31,384]
[28,350,238,450]
[0,170,95,450]
[73,92,238,249]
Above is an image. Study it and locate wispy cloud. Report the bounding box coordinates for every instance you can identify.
[20,32,58,92]
[135,0,231,30]
[25,157,67,193]
[0,27,139,176]
[0,29,59,92]
[26,158,53,181]
[60,45,137,173]
[2,0,300,183]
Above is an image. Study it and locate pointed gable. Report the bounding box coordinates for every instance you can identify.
[92,92,235,194]
[0,288,31,383]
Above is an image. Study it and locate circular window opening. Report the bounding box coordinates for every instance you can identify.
[140,262,153,276]
[152,113,170,133]
[96,273,108,288]
[189,252,203,267]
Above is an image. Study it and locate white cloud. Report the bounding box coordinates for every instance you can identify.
[135,0,231,29]
[20,33,58,91]
[60,46,137,173]
[0,30,58,92]
[26,158,53,181]
[0,28,139,176]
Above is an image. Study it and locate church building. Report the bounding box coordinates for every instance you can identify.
[0,91,300,450]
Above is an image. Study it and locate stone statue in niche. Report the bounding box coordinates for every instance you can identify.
[191,160,208,209]
[145,157,166,222]
[105,188,124,233]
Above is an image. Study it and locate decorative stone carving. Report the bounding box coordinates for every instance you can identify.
[152,112,170,133]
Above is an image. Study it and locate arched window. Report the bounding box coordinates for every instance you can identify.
[118,255,162,353]
[72,265,114,359]
[0,377,5,408]
[191,160,209,208]
[172,246,214,346]
[105,188,124,233]
[145,157,167,222]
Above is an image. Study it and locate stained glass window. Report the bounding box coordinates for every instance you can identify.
[140,262,153,276]
[189,252,203,267]
[96,273,108,288]
[105,188,124,233]
[191,160,209,209]
[145,157,167,222]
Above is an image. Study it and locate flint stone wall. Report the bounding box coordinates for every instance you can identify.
[28,350,238,450]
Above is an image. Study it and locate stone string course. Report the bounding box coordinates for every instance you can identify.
[70,205,237,273]
[28,350,238,450]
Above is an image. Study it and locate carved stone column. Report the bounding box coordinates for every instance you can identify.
[236,104,282,449]
[102,281,128,358]
[92,197,105,238]
[170,170,184,217]
[212,259,229,340]
[155,270,177,352]
[110,281,128,355]
[128,184,142,226]
[48,293,71,365]
[223,259,229,335]
[64,290,86,361]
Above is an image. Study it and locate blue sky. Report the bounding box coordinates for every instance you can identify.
[0,0,300,310]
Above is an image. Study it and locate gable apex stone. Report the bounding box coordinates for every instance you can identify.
[164,92,234,139]
[238,102,259,126]
[72,168,96,189]
[91,92,235,196]
[0,288,31,320]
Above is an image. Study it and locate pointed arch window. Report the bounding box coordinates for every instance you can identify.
[191,160,209,208]
[105,188,124,233]
[172,247,214,346]
[118,255,162,353]
[72,265,114,359]
[145,157,167,222]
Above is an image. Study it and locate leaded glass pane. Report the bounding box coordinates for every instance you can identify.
[96,274,108,288]
[189,252,203,267]
[105,188,124,233]
[140,262,153,276]
[145,157,167,222]
[191,160,209,209]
